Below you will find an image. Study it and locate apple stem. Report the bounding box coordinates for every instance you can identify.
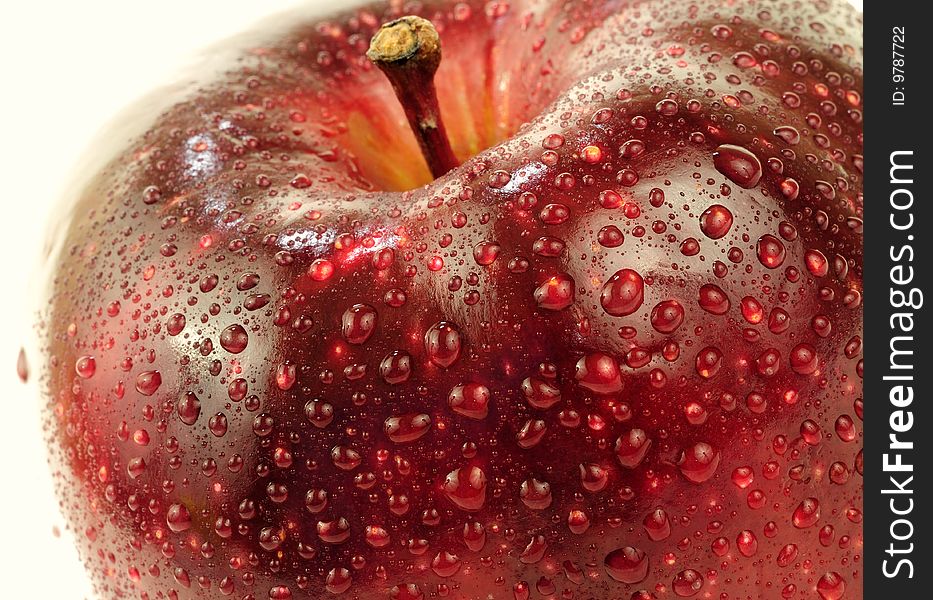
[367,16,460,179]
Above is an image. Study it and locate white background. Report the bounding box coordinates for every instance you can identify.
[0,0,861,597]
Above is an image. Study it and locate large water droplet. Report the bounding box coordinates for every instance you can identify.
[600,269,644,316]
[604,546,649,584]
[713,144,762,188]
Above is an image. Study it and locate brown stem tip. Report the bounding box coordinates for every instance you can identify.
[367,16,460,179]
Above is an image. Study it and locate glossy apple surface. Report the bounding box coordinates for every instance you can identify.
[29,0,863,598]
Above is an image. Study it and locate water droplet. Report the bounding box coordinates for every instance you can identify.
[792,498,821,528]
[643,507,671,541]
[756,234,786,268]
[604,546,649,584]
[816,572,846,600]
[534,273,575,310]
[695,347,723,378]
[698,284,730,314]
[16,348,28,383]
[219,324,248,353]
[448,383,490,419]
[650,300,684,333]
[615,428,651,468]
[736,530,758,557]
[713,144,762,189]
[384,413,432,443]
[575,353,623,393]
[473,241,501,265]
[600,269,644,316]
[380,351,412,384]
[166,503,192,532]
[424,321,462,368]
[177,392,201,425]
[135,370,162,396]
[678,442,721,483]
[75,355,96,379]
[522,376,561,409]
[672,569,704,597]
[699,204,734,239]
[342,304,377,344]
[520,478,552,509]
[443,466,487,511]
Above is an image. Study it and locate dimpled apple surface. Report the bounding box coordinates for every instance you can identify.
[30,0,863,598]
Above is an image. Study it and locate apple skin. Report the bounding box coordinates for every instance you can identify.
[30,0,863,599]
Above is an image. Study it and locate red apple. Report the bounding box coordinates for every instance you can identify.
[28,0,863,598]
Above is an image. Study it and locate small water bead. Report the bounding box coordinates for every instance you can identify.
[325,569,351,594]
[579,463,609,492]
[600,269,644,316]
[710,24,732,40]
[835,414,857,441]
[575,352,623,393]
[542,133,564,149]
[712,145,762,189]
[619,139,646,159]
[731,51,757,68]
[680,237,700,256]
[790,343,819,374]
[599,189,623,209]
[741,296,764,324]
[699,204,734,239]
[462,521,485,552]
[800,419,823,445]
[806,249,829,277]
[604,546,649,584]
[656,99,679,116]
[567,510,590,534]
[305,400,334,428]
[516,419,547,448]
[309,259,335,281]
[581,145,603,163]
[16,348,28,382]
[533,236,565,256]
[776,543,799,567]
[731,466,754,489]
[522,376,561,409]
